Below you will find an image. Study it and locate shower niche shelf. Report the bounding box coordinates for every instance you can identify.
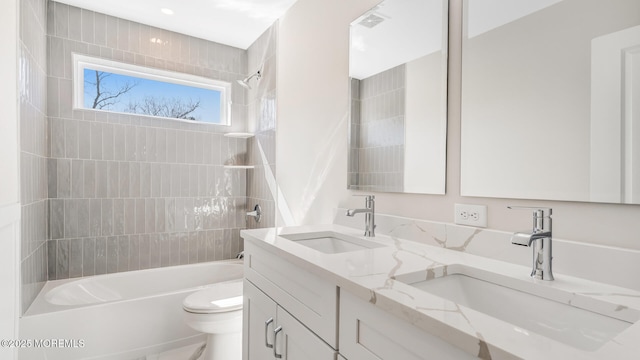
[224,165,254,169]
[223,133,254,168]
[224,132,254,138]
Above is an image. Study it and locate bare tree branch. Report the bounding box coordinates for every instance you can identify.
[86,70,201,121]
[86,70,137,110]
[126,97,201,120]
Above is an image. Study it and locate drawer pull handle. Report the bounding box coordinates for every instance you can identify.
[273,325,283,359]
[265,318,274,348]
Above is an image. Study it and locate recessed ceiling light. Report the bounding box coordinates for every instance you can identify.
[160,8,174,15]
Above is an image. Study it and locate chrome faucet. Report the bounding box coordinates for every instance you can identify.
[346,195,375,237]
[508,206,554,281]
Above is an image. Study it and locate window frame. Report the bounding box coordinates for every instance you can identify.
[73,54,232,126]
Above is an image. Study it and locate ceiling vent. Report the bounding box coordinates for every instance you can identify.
[358,13,386,28]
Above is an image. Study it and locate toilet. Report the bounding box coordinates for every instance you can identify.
[182,280,243,360]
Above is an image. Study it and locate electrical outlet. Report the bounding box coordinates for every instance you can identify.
[454,204,487,227]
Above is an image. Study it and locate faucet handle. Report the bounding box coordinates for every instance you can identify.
[508,206,552,232]
[507,206,552,218]
[354,194,375,207]
[353,194,375,200]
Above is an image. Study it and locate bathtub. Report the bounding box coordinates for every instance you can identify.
[19,260,243,360]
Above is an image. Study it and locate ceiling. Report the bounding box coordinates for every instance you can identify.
[54,0,299,49]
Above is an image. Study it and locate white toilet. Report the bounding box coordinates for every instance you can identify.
[182,280,243,360]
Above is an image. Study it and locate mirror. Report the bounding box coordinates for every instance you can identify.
[348,0,449,194]
[461,0,640,203]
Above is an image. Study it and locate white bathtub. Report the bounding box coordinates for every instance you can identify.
[19,260,243,360]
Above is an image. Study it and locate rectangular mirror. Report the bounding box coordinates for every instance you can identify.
[348,0,449,194]
[461,0,640,203]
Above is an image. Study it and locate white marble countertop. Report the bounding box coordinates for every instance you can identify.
[241,224,640,360]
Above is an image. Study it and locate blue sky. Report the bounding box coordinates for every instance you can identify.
[83,68,222,123]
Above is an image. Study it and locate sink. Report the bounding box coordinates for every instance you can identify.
[280,231,386,254]
[395,265,639,351]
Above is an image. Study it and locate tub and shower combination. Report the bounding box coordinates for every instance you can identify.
[19,260,243,360]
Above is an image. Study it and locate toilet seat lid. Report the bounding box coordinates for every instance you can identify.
[183,280,243,314]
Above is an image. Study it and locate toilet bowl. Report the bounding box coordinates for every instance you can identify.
[182,280,243,360]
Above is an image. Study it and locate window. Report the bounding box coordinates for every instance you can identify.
[73,55,231,125]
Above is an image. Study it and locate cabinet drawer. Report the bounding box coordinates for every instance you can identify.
[245,241,338,348]
[339,291,476,360]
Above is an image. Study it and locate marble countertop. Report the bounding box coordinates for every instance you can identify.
[241,224,640,360]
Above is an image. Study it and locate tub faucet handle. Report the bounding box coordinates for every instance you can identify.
[246,204,261,223]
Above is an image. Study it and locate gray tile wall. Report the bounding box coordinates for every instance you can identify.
[246,25,277,229]
[20,0,49,314]
[348,64,405,192]
[46,2,251,280]
[348,78,361,187]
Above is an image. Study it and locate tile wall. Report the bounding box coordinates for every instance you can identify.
[246,24,277,229]
[348,64,406,192]
[20,0,49,314]
[46,2,251,281]
[348,78,361,188]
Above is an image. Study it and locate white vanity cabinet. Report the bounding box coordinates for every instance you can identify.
[244,280,336,360]
[339,291,477,360]
[243,241,338,360]
[243,234,476,360]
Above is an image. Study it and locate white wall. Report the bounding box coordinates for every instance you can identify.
[276,0,380,226]
[1,1,19,207]
[0,0,21,358]
[0,207,20,360]
[276,0,640,251]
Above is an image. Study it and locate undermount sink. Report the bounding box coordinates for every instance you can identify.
[395,265,639,351]
[280,231,386,254]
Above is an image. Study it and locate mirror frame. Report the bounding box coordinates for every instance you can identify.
[460,0,640,204]
[347,0,450,195]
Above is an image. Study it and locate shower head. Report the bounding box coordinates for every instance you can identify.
[237,70,262,90]
[236,79,251,90]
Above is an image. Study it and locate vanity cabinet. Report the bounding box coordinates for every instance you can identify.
[244,280,336,360]
[243,235,475,360]
[339,291,476,360]
[243,240,338,360]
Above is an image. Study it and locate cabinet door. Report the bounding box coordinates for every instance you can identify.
[274,306,337,360]
[244,280,277,360]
